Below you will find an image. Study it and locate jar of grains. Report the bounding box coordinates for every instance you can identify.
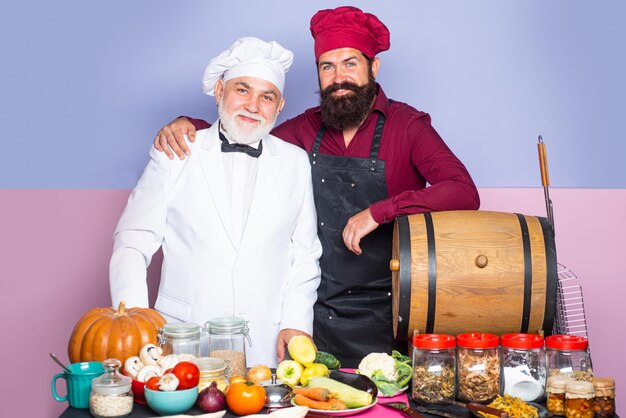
[545,335,593,381]
[205,317,250,380]
[546,375,574,416]
[591,377,615,418]
[89,358,133,418]
[411,334,456,403]
[456,333,500,403]
[500,333,546,402]
[158,322,203,357]
[192,357,230,393]
[565,380,595,418]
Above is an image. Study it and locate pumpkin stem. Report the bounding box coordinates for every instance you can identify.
[116,300,127,316]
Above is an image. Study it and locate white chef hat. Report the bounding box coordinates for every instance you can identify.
[202,37,294,96]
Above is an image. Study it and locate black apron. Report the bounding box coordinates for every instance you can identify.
[309,111,405,368]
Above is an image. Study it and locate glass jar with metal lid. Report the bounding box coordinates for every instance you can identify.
[89,358,133,418]
[192,357,229,393]
[500,333,546,402]
[546,374,574,416]
[591,377,615,418]
[158,322,203,357]
[565,380,595,418]
[411,334,456,404]
[545,335,593,380]
[205,317,251,380]
[456,333,500,403]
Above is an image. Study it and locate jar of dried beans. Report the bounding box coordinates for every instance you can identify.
[205,317,250,380]
[591,377,615,418]
[565,380,595,418]
[411,334,456,403]
[546,374,573,416]
[456,333,500,403]
[545,335,593,381]
[500,333,546,402]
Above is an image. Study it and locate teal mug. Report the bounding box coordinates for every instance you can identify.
[51,361,105,409]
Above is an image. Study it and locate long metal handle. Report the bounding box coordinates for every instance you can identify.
[537,135,555,234]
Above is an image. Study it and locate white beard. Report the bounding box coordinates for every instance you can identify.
[218,101,277,145]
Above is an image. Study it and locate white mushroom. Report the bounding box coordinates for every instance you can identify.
[123,356,144,379]
[136,364,163,383]
[157,354,180,371]
[139,343,163,365]
[158,373,180,392]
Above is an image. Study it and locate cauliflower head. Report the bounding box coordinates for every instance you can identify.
[357,352,398,381]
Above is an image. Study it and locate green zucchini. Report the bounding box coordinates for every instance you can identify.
[314,351,341,370]
[307,377,373,408]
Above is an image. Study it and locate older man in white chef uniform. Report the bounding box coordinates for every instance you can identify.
[109,37,322,367]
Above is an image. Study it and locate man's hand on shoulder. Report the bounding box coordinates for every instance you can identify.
[342,208,380,255]
[276,329,313,363]
[153,117,197,160]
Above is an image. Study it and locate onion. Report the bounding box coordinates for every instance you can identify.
[196,381,226,413]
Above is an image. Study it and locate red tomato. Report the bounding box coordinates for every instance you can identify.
[172,361,200,390]
[146,376,161,391]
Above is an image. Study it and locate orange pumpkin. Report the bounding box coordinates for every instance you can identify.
[68,301,166,365]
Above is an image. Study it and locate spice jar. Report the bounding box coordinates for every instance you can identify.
[545,335,593,380]
[192,357,229,393]
[591,377,615,418]
[456,333,500,403]
[411,334,456,403]
[546,374,573,416]
[565,380,595,418]
[158,322,203,357]
[205,317,250,380]
[89,358,133,418]
[500,333,546,402]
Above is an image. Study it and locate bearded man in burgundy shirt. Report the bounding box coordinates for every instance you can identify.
[152,6,480,367]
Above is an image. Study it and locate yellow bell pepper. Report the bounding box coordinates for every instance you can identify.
[287,335,317,367]
[300,363,329,386]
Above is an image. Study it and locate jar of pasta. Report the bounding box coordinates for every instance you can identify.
[545,335,593,380]
[565,380,594,418]
[546,374,573,416]
[411,334,456,403]
[591,377,615,418]
[456,333,500,403]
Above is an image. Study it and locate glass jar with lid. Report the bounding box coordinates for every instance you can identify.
[158,322,203,357]
[500,333,546,402]
[565,380,595,418]
[89,358,133,418]
[205,317,251,380]
[456,333,500,403]
[545,335,593,380]
[591,377,615,418]
[546,375,574,416]
[411,334,456,404]
[192,357,229,393]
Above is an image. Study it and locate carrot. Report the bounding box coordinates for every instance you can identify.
[293,393,347,410]
[293,387,332,401]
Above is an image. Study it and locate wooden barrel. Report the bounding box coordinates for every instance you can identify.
[390,210,558,340]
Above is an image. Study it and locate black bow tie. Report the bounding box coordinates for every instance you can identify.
[219,132,262,158]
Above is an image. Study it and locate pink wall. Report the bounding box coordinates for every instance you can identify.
[0,188,623,417]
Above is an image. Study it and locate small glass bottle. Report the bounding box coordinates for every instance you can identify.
[565,380,595,418]
[90,358,133,418]
[591,377,615,418]
[158,322,203,357]
[545,335,593,380]
[546,374,573,416]
[500,333,546,402]
[456,333,500,403]
[192,357,230,393]
[411,334,456,403]
[205,317,251,380]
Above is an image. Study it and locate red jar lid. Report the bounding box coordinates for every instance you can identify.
[413,334,456,349]
[545,335,588,350]
[501,333,544,349]
[457,333,499,349]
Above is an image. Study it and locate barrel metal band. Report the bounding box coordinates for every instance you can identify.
[539,216,558,334]
[397,215,412,340]
[424,212,437,333]
[516,213,532,333]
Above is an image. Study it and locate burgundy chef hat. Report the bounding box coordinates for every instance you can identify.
[310,6,390,61]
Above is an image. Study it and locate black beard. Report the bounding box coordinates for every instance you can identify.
[319,77,376,131]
